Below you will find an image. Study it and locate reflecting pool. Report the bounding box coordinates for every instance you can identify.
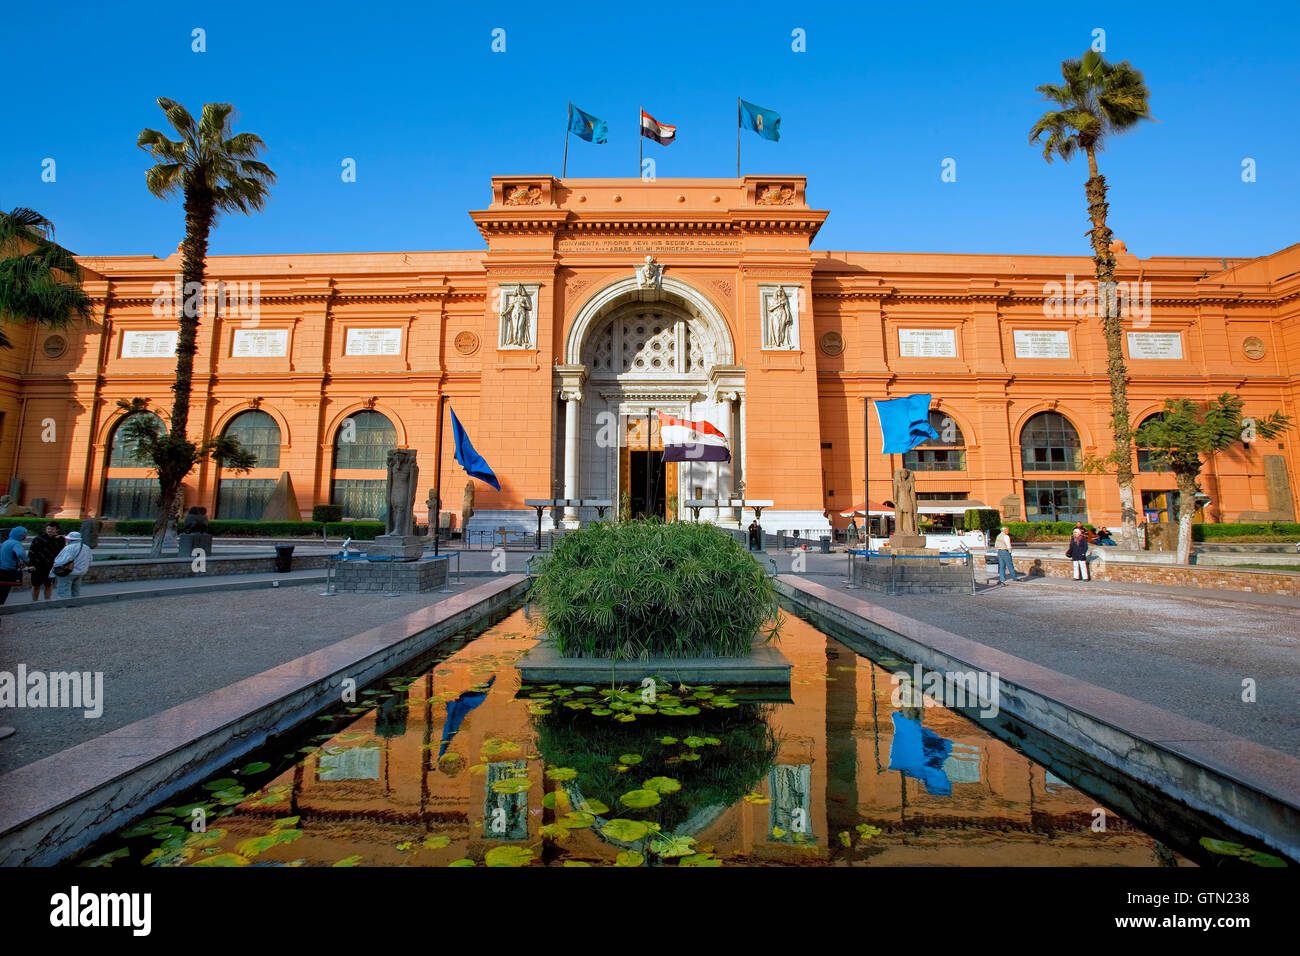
[80,607,1224,867]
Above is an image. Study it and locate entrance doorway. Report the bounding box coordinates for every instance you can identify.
[629,450,666,519]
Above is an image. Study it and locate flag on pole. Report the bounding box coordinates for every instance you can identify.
[657,411,730,462]
[872,394,939,454]
[567,104,608,143]
[450,407,501,489]
[640,109,677,145]
[739,99,781,141]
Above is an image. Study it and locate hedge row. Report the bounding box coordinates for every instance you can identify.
[1192,522,1300,540]
[0,518,388,540]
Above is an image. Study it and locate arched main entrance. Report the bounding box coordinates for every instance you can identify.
[559,275,742,525]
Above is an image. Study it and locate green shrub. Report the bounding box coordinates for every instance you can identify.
[312,504,343,523]
[963,508,1001,533]
[83,519,385,539]
[0,518,84,535]
[531,520,778,659]
[1192,522,1300,540]
[326,521,384,540]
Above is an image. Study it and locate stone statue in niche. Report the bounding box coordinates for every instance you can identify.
[501,284,533,348]
[637,255,663,290]
[766,287,795,349]
[386,449,419,537]
[892,468,918,537]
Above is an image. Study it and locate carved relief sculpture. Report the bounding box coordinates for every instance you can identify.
[637,255,664,290]
[764,286,797,349]
[500,283,535,349]
[756,183,796,205]
[503,184,542,205]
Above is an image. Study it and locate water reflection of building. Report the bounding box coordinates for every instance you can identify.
[204,610,1184,866]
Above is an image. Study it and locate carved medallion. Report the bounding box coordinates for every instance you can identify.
[1242,336,1266,360]
[503,183,543,205]
[42,334,67,358]
[454,331,480,355]
[755,183,796,205]
[819,331,844,356]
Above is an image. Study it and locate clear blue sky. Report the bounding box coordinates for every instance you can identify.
[4,0,1297,260]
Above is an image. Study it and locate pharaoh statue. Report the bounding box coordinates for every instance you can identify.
[385,449,419,537]
[892,467,918,537]
[462,480,475,531]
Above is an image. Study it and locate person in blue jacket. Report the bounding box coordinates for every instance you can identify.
[0,527,29,605]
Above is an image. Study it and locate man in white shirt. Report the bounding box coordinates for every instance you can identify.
[994,526,1015,583]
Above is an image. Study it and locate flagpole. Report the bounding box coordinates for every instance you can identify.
[638,104,643,179]
[433,395,447,557]
[736,97,741,178]
[563,102,571,178]
[863,397,870,554]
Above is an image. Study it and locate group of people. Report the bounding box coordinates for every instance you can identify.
[993,522,1101,584]
[0,524,95,604]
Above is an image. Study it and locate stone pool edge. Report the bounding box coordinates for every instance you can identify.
[776,574,1300,861]
[0,574,529,867]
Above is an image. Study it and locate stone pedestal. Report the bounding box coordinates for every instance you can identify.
[334,557,447,592]
[366,534,424,560]
[855,550,971,594]
[178,532,213,557]
[889,534,928,551]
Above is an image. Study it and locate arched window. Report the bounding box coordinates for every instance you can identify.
[331,411,397,520]
[903,411,967,471]
[1020,411,1081,471]
[1135,413,1167,472]
[224,410,281,468]
[216,410,284,520]
[102,412,166,519]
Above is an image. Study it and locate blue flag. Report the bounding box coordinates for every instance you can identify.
[873,394,939,454]
[739,99,781,141]
[568,104,608,144]
[450,407,501,490]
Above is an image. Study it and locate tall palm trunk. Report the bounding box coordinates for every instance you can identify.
[1085,149,1139,550]
[150,182,214,555]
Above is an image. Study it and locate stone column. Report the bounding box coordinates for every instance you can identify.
[718,390,739,527]
[562,388,582,527]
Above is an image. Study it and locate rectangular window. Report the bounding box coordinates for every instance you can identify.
[332,479,388,522]
[216,479,279,521]
[102,478,161,520]
[1022,480,1087,523]
[903,448,967,471]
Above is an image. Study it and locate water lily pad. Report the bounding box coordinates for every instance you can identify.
[677,752,700,762]
[191,852,249,867]
[574,685,597,692]
[590,707,612,716]
[480,738,521,758]
[235,829,303,858]
[80,847,129,867]
[237,761,271,775]
[619,789,661,809]
[542,791,572,811]
[422,835,451,850]
[563,811,596,828]
[642,776,682,794]
[600,818,650,842]
[539,823,571,841]
[614,850,645,867]
[333,855,364,867]
[618,754,643,765]
[490,777,532,794]
[614,714,636,723]
[273,816,300,829]
[545,766,578,781]
[202,778,238,791]
[449,858,475,867]
[656,736,678,745]
[649,834,696,858]
[680,853,721,867]
[185,829,227,849]
[485,845,534,867]
[577,798,609,815]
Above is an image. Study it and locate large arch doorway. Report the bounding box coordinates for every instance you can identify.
[561,275,740,526]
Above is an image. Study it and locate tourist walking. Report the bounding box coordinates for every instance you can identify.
[1066,527,1091,581]
[52,531,94,599]
[28,522,65,601]
[994,525,1016,583]
[0,526,29,605]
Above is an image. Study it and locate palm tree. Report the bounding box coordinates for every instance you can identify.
[136,98,277,554]
[1030,50,1152,549]
[0,207,93,349]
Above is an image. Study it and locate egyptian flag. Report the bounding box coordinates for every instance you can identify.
[640,109,676,146]
[657,411,730,462]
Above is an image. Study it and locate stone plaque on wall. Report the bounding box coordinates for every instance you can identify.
[898,328,957,358]
[121,330,178,358]
[232,328,288,357]
[345,328,402,356]
[1127,331,1183,360]
[1013,329,1071,359]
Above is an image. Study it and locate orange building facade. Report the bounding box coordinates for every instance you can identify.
[3,174,1298,533]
